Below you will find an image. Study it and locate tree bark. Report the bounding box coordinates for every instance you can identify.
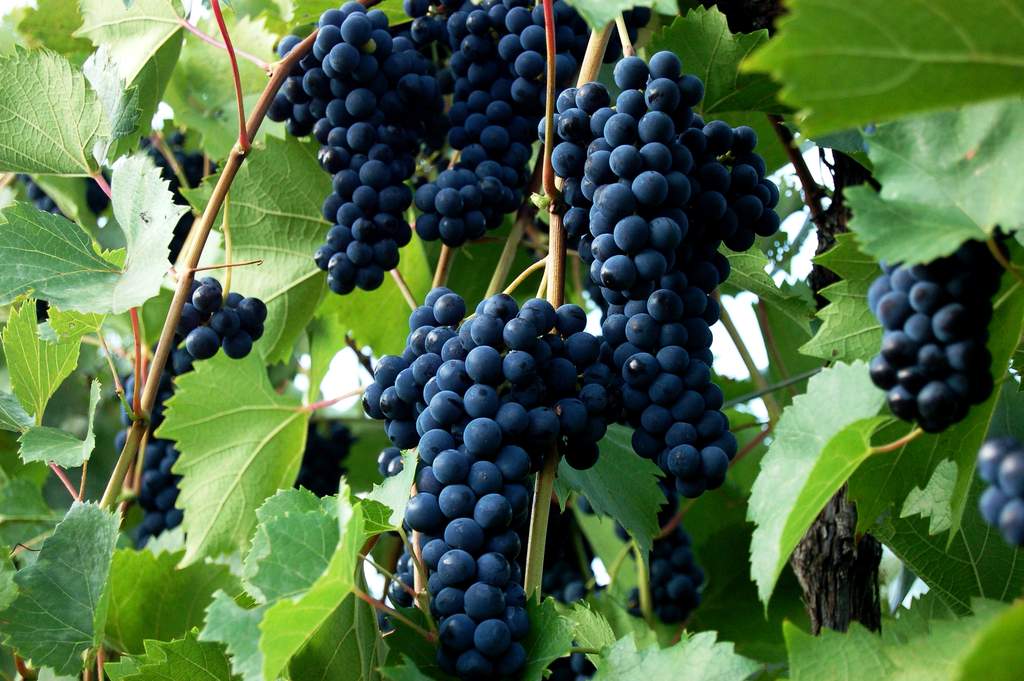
[791,150,883,634]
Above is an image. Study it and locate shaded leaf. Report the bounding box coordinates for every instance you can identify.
[743,0,1024,136]
[521,598,574,681]
[0,477,60,547]
[363,449,417,532]
[899,459,957,535]
[19,379,100,466]
[200,593,267,681]
[0,503,119,676]
[289,593,380,681]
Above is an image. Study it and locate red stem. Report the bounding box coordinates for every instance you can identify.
[303,386,366,413]
[50,463,82,501]
[129,308,143,415]
[210,0,250,152]
[91,173,112,199]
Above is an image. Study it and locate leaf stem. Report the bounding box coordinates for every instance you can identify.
[177,17,270,71]
[432,244,456,289]
[722,367,822,409]
[717,296,781,422]
[614,14,636,57]
[353,588,436,642]
[221,195,235,296]
[987,237,1024,287]
[768,114,827,229]
[210,0,250,151]
[523,447,558,600]
[503,256,548,296]
[359,552,418,601]
[99,29,320,511]
[78,458,89,500]
[149,132,191,191]
[49,463,81,501]
[870,426,923,455]
[129,308,143,415]
[90,172,112,199]
[389,268,418,311]
[605,540,632,586]
[192,258,263,274]
[302,386,366,412]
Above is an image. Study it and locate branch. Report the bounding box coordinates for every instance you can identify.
[503,256,548,296]
[389,268,418,311]
[987,237,1024,287]
[632,541,654,626]
[353,588,436,642]
[149,132,191,191]
[345,333,375,377]
[100,29,321,511]
[302,386,366,413]
[614,14,636,57]
[768,114,827,229]
[211,0,250,151]
[722,367,821,409]
[49,463,81,502]
[870,426,923,455]
[522,448,558,599]
[90,172,112,199]
[129,308,143,415]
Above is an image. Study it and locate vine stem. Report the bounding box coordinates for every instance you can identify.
[359,553,418,601]
[193,258,263,273]
[502,256,548,295]
[177,18,270,71]
[433,244,456,289]
[870,426,923,455]
[523,449,558,600]
[389,268,419,311]
[221,195,235,296]
[345,333,375,377]
[49,463,81,502]
[717,295,781,422]
[150,132,191,191]
[302,386,366,412]
[211,0,250,152]
[768,114,827,229]
[987,237,1024,287]
[633,541,654,626]
[99,29,321,511]
[353,588,436,642]
[614,14,636,57]
[78,459,89,500]
[521,16,613,605]
[722,367,822,409]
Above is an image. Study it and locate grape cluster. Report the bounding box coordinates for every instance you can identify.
[363,288,619,470]
[174,277,267,369]
[411,0,589,247]
[140,132,211,262]
[268,3,446,295]
[362,288,618,679]
[978,437,1024,546]
[17,174,110,217]
[625,523,703,623]
[295,420,356,497]
[867,240,1003,432]
[128,353,189,546]
[544,51,777,497]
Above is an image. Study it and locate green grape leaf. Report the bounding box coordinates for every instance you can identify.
[83,46,141,163]
[17,0,94,65]
[722,247,814,333]
[317,234,434,357]
[379,655,434,681]
[800,233,881,362]
[1,301,80,421]
[563,0,678,30]
[555,424,667,557]
[593,631,759,681]
[743,0,1024,136]
[872,476,1024,616]
[164,16,275,159]
[259,486,367,680]
[0,477,62,546]
[899,459,958,535]
[209,137,331,364]
[26,174,103,235]
[0,155,187,313]
[521,598,575,681]
[200,593,267,681]
[292,0,409,26]
[0,556,15,611]
[242,489,339,604]
[46,308,106,341]
[748,361,887,605]
[0,502,119,676]
[363,449,417,532]
[156,352,310,565]
[0,392,32,432]
[784,600,1007,681]
[649,7,782,117]
[105,547,239,655]
[850,268,1024,536]
[103,631,238,681]
[0,48,108,175]
[955,601,1024,681]
[848,101,1024,264]
[566,603,617,653]
[306,312,347,401]
[76,0,184,86]
[288,593,380,681]
[18,379,101,466]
